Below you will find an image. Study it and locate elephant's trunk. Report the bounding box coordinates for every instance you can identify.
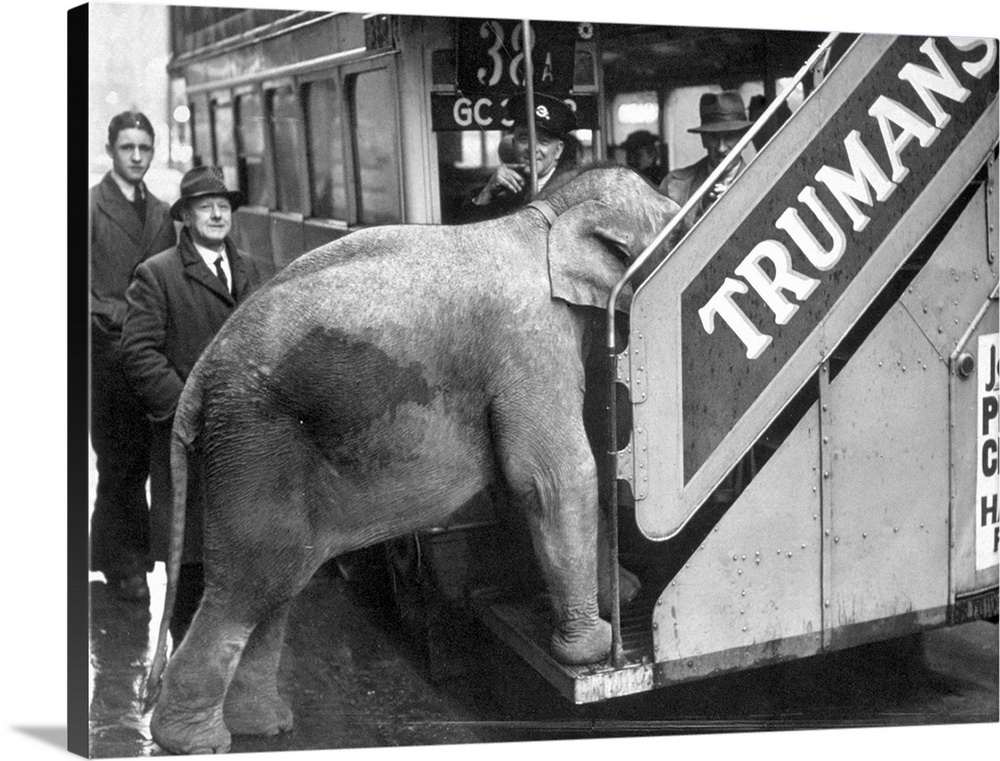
[143,371,204,711]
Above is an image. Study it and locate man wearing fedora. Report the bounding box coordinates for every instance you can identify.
[462,92,579,222]
[658,91,753,231]
[121,165,263,641]
[91,111,177,603]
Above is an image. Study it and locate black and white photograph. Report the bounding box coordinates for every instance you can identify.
[12,1,999,759]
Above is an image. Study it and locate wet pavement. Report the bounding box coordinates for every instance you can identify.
[87,554,999,758]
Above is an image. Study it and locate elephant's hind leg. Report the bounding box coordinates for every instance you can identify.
[149,599,254,755]
[223,601,295,737]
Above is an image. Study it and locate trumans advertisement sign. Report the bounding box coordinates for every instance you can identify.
[977,333,999,571]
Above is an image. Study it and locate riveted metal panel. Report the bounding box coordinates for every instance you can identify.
[823,305,951,642]
[651,402,823,679]
[901,183,997,360]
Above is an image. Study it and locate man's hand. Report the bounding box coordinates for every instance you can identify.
[473,164,527,205]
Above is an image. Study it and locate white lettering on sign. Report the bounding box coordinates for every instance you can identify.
[699,37,997,359]
[977,333,1000,571]
[450,96,513,129]
[476,20,535,89]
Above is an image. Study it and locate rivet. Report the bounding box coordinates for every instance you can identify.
[787,552,792,558]
[801,544,806,549]
[733,555,738,561]
[740,609,745,615]
[652,623,658,630]
[742,555,746,560]
[863,532,867,538]
[825,529,830,536]
[742,590,746,596]
[834,537,839,543]
[825,600,830,608]
[687,661,694,668]
[823,436,829,444]
[823,471,830,479]
[738,569,743,575]
[894,527,898,532]
[742,626,747,632]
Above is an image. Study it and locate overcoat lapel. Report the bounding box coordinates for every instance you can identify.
[228,247,253,302]
[138,189,172,257]
[178,231,235,306]
[96,173,145,245]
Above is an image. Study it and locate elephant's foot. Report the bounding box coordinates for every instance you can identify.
[550,618,612,665]
[223,688,294,737]
[598,565,642,618]
[150,701,231,755]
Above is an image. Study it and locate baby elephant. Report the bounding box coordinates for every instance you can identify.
[145,165,679,754]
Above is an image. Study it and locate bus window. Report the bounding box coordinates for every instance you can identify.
[211,97,238,191]
[268,86,308,215]
[348,68,401,226]
[235,90,273,208]
[303,78,348,221]
[190,94,211,167]
[436,130,503,224]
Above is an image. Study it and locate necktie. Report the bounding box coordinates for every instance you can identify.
[214,255,230,294]
[132,184,146,221]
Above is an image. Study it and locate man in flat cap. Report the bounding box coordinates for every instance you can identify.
[621,129,666,186]
[121,166,263,642]
[462,92,578,222]
[659,91,753,231]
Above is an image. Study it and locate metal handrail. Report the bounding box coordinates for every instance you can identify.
[602,31,842,669]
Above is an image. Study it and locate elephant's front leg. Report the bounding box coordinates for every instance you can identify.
[525,455,612,664]
[496,396,612,665]
[223,600,294,737]
[150,596,255,754]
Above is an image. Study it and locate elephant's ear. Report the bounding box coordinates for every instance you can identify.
[547,200,635,314]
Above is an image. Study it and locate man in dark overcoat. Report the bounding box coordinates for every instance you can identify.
[91,111,177,601]
[121,166,263,640]
[658,91,753,232]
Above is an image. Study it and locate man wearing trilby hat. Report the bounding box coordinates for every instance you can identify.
[121,166,263,641]
[464,92,578,221]
[658,91,753,230]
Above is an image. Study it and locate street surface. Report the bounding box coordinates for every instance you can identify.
[87,559,998,758]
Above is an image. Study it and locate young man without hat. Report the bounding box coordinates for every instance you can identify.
[121,166,263,641]
[91,111,177,602]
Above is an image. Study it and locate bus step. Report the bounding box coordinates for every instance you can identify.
[467,585,658,704]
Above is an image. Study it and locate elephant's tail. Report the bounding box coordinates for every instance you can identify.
[142,372,205,712]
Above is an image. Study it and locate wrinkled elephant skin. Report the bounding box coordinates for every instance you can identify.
[147,166,680,754]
